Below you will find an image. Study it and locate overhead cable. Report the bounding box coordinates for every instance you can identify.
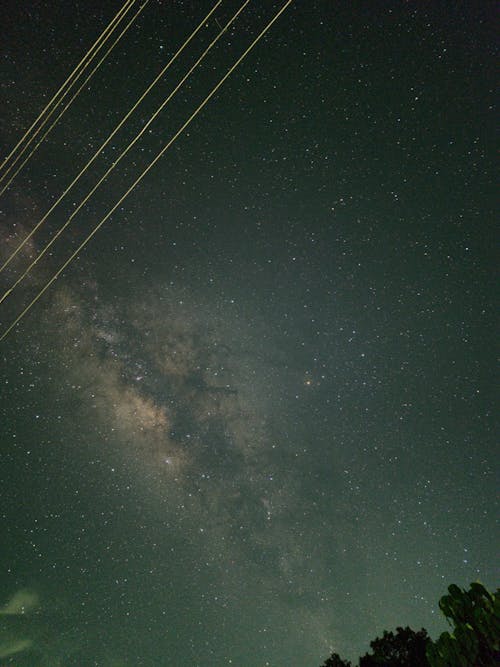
[0,0,293,343]
[0,0,146,196]
[1,0,246,302]
[0,0,219,275]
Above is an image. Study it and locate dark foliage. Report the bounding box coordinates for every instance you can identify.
[426,583,500,667]
[319,583,499,667]
[359,626,430,667]
[320,653,352,667]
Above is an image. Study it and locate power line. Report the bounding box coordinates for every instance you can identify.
[0,0,205,275]
[0,0,142,195]
[0,0,293,344]
[0,0,150,200]
[0,0,246,302]
[0,0,136,185]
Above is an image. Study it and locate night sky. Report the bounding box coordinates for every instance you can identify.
[0,1,497,666]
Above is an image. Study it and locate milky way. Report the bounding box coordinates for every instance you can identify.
[1,2,497,665]
[35,276,347,660]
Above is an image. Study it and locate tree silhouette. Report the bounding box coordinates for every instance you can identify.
[426,583,500,667]
[320,653,352,667]
[358,626,430,666]
[318,582,499,667]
